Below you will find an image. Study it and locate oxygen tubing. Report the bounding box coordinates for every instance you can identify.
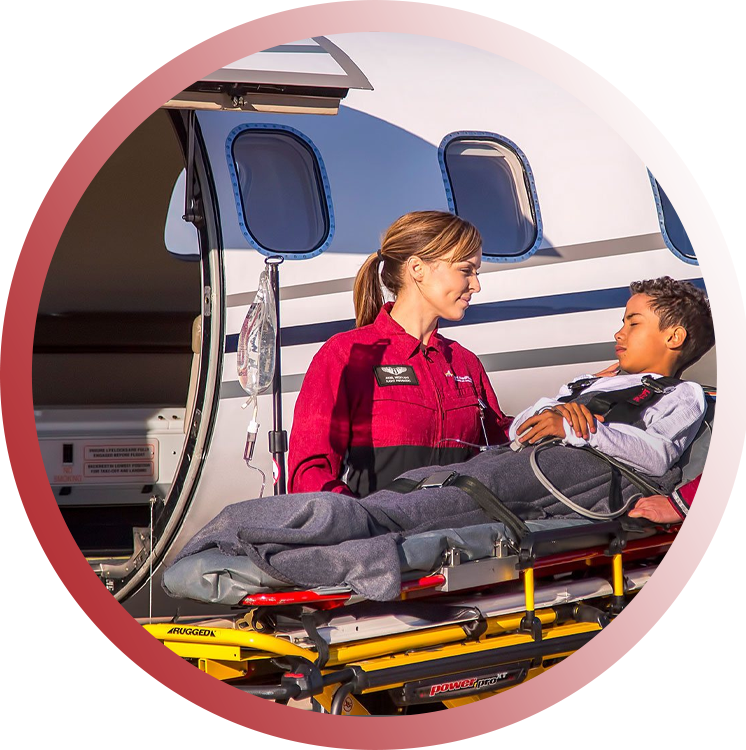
[529,440,642,521]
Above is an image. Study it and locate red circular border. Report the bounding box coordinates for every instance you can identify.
[1,3,740,747]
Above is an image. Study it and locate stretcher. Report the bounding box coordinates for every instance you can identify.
[143,516,678,714]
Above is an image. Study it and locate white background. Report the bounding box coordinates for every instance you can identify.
[0,3,14,737]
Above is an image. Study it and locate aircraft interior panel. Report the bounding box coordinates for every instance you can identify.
[33,110,200,560]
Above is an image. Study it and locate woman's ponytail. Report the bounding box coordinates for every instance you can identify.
[353,251,384,328]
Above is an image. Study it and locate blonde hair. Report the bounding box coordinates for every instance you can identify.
[353,211,482,327]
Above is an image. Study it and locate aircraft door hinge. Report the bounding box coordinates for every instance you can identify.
[182,109,204,227]
[190,408,202,441]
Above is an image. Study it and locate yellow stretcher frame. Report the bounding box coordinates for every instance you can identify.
[143,523,671,713]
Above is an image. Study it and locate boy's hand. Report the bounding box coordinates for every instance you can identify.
[516,410,566,444]
[517,404,605,443]
[628,495,683,524]
[553,403,604,439]
[594,363,620,377]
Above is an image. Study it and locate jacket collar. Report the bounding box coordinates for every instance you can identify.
[373,302,443,360]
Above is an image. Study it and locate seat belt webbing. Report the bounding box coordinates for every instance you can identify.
[386,474,529,540]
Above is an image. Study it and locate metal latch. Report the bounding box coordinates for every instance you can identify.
[444,547,461,566]
[493,539,511,558]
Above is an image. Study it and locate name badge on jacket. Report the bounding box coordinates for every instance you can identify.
[373,365,420,386]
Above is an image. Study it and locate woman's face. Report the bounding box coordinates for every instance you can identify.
[415,248,483,321]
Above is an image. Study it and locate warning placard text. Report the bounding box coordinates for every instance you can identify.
[85,445,155,461]
[84,462,155,478]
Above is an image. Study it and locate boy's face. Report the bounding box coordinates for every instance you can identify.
[614,294,681,376]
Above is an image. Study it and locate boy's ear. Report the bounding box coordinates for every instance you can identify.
[666,325,688,351]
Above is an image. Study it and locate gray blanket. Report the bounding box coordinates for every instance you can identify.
[163,519,597,605]
[166,444,675,601]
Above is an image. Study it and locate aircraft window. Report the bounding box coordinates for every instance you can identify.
[650,138,718,263]
[228,125,334,259]
[31,154,41,221]
[440,132,542,261]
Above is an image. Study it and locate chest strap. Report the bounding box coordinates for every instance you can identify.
[386,473,529,541]
[558,375,682,424]
[561,376,600,398]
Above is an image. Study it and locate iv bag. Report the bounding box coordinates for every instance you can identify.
[237,268,276,398]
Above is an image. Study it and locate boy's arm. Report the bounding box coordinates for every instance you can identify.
[509,375,597,442]
[509,398,564,442]
[565,382,706,476]
[511,378,705,476]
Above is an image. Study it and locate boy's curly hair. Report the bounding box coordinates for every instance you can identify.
[630,276,715,371]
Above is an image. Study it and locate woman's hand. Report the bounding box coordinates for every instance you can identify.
[628,495,682,524]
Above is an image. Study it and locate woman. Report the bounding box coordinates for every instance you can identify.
[287,211,511,496]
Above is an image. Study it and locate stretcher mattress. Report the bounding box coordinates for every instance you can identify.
[163,518,609,605]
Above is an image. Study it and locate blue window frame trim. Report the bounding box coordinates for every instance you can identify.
[438,131,543,263]
[226,123,335,260]
[647,169,698,266]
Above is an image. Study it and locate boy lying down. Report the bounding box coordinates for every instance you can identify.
[508,276,713,523]
[165,277,714,602]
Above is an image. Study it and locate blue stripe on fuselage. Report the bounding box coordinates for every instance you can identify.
[225,279,704,353]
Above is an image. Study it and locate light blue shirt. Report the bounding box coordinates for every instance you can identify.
[508,373,706,477]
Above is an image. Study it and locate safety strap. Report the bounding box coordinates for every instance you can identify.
[581,444,666,496]
[301,612,330,669]
[452,475,530,540]
[387,473,530,540]
[558,375,682,424]
[561,376,600,398]
[385,477,420,493]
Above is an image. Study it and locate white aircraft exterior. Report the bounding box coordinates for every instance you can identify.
[32,34,712,617]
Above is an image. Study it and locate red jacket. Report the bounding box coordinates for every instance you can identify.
[288,303,511,497]
[669,475,700,519]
